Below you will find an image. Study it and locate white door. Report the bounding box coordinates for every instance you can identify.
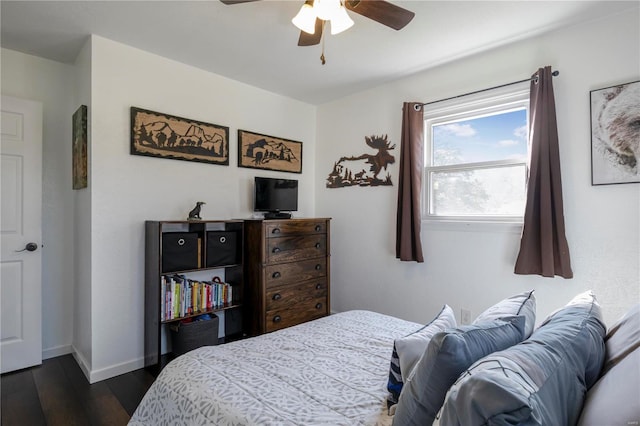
[1,95,43,373]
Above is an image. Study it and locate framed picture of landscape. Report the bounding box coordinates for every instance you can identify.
[130,107,229,165]
[72,105,88,189]
[237,129,302,173]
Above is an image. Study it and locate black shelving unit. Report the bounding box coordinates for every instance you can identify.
[144,220,244,372]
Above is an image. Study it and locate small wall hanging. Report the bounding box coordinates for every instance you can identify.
[237,129,302,173]
[326,134,395,188]
[130,107,229,165]
[590,80,639,185]
[72,105,88,189]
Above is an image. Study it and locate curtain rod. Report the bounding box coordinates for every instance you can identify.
[417,70,559,109]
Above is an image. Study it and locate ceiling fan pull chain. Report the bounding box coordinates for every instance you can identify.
[320,20,327,65]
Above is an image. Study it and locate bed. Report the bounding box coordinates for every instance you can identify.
[129,310,420,426]
[130,296,640,426]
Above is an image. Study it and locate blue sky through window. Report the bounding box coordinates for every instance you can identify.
[432,108,528,166]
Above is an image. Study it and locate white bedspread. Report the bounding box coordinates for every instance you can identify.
[129,310,420,426]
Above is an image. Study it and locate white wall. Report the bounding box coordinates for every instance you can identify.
[72,40,93,376]
[86,35,316,381]
[316,10,640,328]
[1,48,76,359]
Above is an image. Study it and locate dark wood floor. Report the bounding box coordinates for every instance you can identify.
[1,354,156,426]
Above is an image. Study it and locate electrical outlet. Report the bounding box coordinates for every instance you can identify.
[461,309,472,325]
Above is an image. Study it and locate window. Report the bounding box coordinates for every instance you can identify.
[424,88,529,222]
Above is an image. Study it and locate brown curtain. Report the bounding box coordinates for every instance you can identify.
[514,66,573,278]
[396,102,424,262]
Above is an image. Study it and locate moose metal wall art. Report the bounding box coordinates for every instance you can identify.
[326,134,395,188]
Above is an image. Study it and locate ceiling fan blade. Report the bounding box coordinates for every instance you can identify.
[219,0,261,4]
[298,18,324,46]
[345,0,415,30]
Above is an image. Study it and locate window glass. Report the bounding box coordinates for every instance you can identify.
[424,89,529,221]
[432,109,528,166]
[429,165,527,216]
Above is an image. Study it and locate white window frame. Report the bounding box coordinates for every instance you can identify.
[423,87,530,223]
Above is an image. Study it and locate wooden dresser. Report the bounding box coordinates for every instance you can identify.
[244,218,330,335]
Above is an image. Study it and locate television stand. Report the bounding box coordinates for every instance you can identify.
[264,212,292,220]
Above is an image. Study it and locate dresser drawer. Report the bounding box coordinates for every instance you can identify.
[265,258,327,287]
[266,235,326,264]
[265,279,327,311]
[264,220,328,238]
[265,297,328,333]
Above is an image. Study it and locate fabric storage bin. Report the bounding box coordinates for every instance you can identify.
[162,232,200,272]
[206,231,240,267]
[170,314,219,356]
[225,306,243,338]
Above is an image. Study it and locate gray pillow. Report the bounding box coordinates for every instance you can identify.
[397,305,457,381]
[386,304,456,407]
[440,290,606,426]
[602,303,639,373]
[577,347,640,426]
[392,315,526,426]
[473,290,536,338]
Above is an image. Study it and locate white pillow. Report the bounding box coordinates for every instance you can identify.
[602,303,639,373]
[578,347,640,426]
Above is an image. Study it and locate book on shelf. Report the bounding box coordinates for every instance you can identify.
[197,238,202,269]
[161,276,166,321]
[160,274,235,321]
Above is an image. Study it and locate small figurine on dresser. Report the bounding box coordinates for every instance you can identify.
[187,201,206,220]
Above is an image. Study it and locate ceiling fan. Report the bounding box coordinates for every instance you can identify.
[219,0,415,48]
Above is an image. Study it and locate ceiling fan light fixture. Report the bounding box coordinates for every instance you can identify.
[329,5,354,35]
[313,0,341,21]
[292,3,316,34]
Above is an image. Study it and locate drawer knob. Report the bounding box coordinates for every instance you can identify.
[273,315,282,323]
[272,228,281,234]
[272,293,282,301]
[315,243,321,249]
[315,283,322,290]
[315,225,322,232]
[272,247,281,253]
[272,271,281,279]
[315,303,323,310]
[315,264,321,270]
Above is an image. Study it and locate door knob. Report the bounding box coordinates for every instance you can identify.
[16,242,39,252]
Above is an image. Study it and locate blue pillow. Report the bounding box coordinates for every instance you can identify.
[387,305,456,407]
[392,315,526,426]
[440,291,606,426]
[473,290,536,339]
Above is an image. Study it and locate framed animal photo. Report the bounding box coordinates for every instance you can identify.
[131,107,229,165]
[237,130,302,173]
[590,80,639,185]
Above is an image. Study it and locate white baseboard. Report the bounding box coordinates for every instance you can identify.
[88,356,145,384]
[71,346,92,381]
[42,344,73,360]
[70,345,146,384]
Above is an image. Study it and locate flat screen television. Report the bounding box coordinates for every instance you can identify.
[254,177,298,219]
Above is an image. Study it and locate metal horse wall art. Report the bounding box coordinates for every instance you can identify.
[326,134,396,188]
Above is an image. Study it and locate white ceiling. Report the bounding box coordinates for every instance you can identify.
[1,1,637,105]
